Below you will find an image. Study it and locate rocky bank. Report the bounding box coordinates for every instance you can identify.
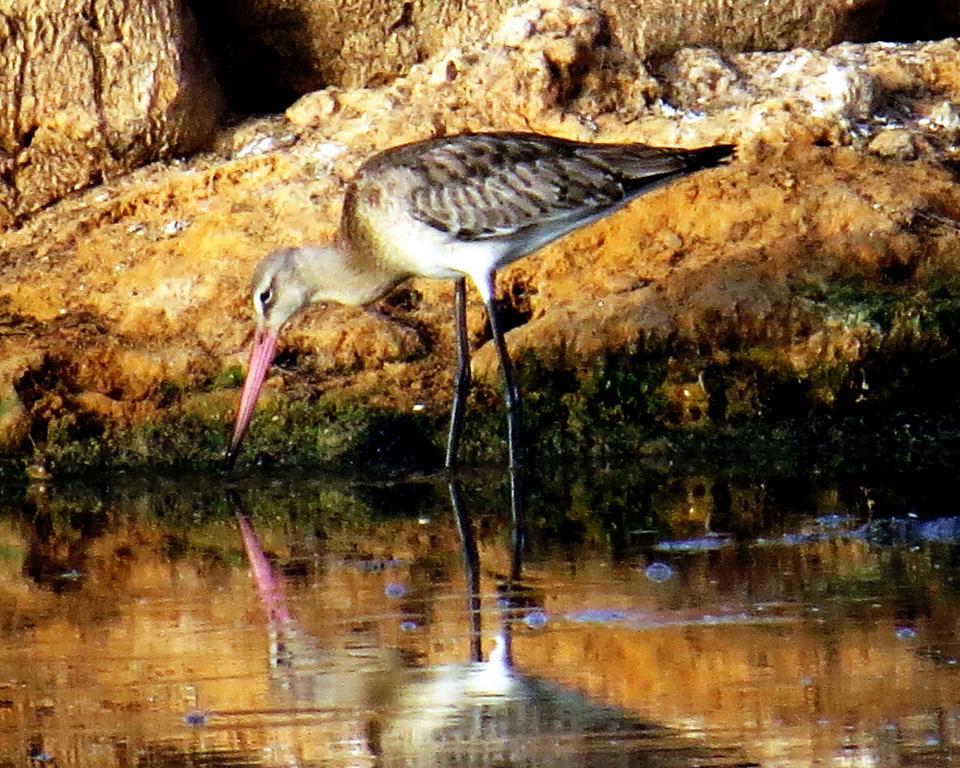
[0,0,959,478]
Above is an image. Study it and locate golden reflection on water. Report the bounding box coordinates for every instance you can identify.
[0,472,958,766]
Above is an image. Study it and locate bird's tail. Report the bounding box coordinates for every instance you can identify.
[683,143,736,171]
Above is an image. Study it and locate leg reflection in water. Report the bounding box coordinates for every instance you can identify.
[448,467,526,665]
[226,475,731,767]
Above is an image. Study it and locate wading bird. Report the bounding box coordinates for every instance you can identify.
[223,132,733,471]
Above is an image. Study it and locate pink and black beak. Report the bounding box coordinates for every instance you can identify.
[223,326,279,471]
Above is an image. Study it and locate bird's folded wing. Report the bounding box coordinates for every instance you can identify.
[402,135,693,241]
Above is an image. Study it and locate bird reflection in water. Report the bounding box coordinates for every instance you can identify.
[227,475,738,768]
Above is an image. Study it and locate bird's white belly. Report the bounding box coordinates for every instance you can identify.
[378,212,514,296]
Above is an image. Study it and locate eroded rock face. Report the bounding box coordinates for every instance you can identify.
[605,0,886,61]
[0,0,222,226]
[192,0,516,110]
[193,0,888,111]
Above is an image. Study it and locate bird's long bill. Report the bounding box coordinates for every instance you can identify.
[223,327,279,471]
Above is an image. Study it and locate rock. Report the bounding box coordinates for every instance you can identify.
[606,0,886,62]
[0,0,959,471]
[193,0,513,109]
[194,0,887,111]
[0,0,222,226]
[868,128,918,160]
[0,384,29,453]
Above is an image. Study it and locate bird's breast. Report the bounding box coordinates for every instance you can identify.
[343,171,512,285]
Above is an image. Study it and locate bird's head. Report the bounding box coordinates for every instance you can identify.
[223,243,401,471]
[223,245,327,471]
[251,246,316,333]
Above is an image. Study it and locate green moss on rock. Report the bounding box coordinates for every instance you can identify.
[7,269,960,480]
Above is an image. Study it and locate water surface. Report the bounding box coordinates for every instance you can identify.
[1,468,959,766]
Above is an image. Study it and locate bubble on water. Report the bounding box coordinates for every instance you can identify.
[354,557,403,573]
[919,516,960,543]
[644,562,674,583]
[815,515,849,529]
[655,536,732,552]
[523,609,549,629]
[894,626,917,640]
[183,709,208,727]
[567,609,627,624]
[385,583,407,599]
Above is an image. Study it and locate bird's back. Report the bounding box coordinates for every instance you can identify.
[340,132,733,282]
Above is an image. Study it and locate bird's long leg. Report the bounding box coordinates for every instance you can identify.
[481,273,523,470]
[446,277,472,469]
[449,479,482,662]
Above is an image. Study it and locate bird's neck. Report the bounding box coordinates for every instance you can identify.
[301,240,406,308]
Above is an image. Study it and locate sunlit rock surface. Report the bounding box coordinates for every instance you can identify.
[0,0,222,225]
[0,0,959,474]
[192,0,889,111]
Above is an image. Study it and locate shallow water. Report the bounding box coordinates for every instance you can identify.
[1,467,960,767]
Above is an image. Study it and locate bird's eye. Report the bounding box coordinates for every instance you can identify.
[259,287,273,308]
